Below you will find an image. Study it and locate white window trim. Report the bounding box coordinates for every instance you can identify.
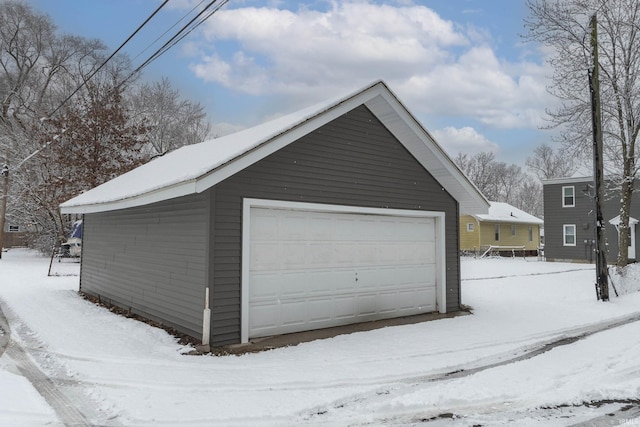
[467,223,474,232]
[511,224,517,236]
[562,186,575,207]
[563,224,577,246]
[528,225,533,242]
[241,198,447,343]
[494,224,500,241]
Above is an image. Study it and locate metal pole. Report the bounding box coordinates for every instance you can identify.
[588,14,609,301]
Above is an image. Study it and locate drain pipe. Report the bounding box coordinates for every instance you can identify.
[201,287,211,352]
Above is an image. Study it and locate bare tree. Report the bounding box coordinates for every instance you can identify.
[455,151,543,217]
[526,143,576,180]
[0,0,112,250]
[525,0,640,267]
[131,77,211,157]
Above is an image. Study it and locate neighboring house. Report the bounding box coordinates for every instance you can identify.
[2,222,35,248]
[460,202,543,256]
[60,81,489,347]
[543,176,640,263]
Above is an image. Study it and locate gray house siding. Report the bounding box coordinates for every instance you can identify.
[209,105,460,346]
[543,179,640,262]
[544,181,596,262]
[81,192,209,338]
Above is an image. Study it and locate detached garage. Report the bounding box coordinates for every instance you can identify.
[60,80,488,347]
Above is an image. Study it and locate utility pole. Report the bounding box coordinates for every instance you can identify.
[0,163,8,260]
[588,14,609,301]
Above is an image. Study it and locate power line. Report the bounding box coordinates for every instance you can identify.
[13,0,228,171]
[130,0,209,64]
[119,0,228,89]
[48,0,170,118]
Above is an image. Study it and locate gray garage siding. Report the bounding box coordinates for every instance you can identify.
[209,105,460,346]
[81,192,209,338]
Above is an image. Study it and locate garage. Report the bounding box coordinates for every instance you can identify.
[242,199,445,340]
[62,81,489,347]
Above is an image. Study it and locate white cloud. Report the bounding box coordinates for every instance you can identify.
[432,126,499,157]
[185,1,554,130]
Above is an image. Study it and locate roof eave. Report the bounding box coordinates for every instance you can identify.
[59,179,198,214]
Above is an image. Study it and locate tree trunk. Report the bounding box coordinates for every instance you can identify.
[617,174,634,267]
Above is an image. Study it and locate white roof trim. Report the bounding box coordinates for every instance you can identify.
[60,80,488,215]
[609,215,639,226]
[542,176,592,185]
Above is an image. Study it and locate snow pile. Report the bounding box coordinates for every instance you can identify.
[610,263,640,295]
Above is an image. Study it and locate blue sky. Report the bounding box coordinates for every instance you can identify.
[26,0,556,166]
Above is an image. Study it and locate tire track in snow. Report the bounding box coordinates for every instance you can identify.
[300,311,640,424]
[0,299,121,427]
[5,342,90,427]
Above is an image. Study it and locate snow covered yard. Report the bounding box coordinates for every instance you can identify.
[1,249,640,426]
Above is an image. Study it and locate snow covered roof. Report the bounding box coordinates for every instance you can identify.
[60,80,489,215]
[542,176,592,185]
[473,202,543,225]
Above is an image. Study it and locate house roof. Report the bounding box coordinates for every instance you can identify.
[542,176,592,185]
[473,202,543,225]
[60,80,489,215]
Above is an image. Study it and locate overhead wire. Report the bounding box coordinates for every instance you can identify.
[48,0,170,118]
[16,0,227,170]
[119,0,228,89]
[130,0,209,64]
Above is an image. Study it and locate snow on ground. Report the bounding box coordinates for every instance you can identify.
[0,250,639,426]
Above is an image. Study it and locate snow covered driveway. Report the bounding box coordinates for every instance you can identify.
[1,250,640,426]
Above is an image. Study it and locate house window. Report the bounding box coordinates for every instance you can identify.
[8,225,19,232]
[562,186,575,207]
[528,225,533,242]
[511,225,516,236]
[494,224,500,241]
[467,223,474,232]
[563,224,576,246]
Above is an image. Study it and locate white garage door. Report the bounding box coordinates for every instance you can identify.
[245,202,439,339]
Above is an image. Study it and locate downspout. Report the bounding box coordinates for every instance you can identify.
[201,287,211,352]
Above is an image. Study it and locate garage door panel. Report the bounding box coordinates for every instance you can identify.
[282,243,307,269]
[279,215,307,240]
[248,206,439,339]
[250,242,281,270]
[356,294,378,316]
[250,303,279,333]
[249,274,281,300]
[251,213,279,240]
[307,243,334,267]
[334,297,356,319]
[334,244,358,265]
[308,299,333,323]
[280,300,308,326]
[308,217,333,240]
[280,272,310,297]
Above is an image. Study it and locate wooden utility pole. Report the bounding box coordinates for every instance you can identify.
[588,14,609,301]
[0,163,8,260]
